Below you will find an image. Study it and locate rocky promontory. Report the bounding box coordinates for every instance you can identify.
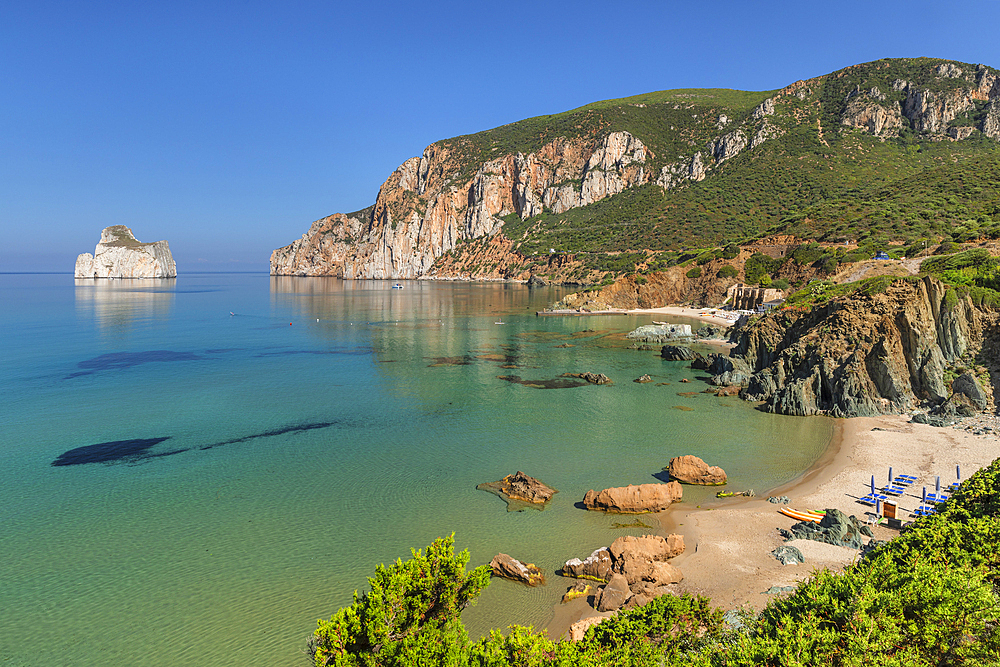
[75,226,176,279]
[727,276,998,417]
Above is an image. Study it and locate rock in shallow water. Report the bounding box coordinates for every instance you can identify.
[666,455,728,485]
[489,553,544,586]
[476,471,557,511]
[75,225,176,279]
[582,482,682,513]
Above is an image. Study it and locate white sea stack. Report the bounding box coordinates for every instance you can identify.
[75,225,177,278]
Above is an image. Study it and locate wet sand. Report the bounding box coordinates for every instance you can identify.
[544,413,1000,639]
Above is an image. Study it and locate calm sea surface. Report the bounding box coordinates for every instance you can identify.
[0,273,831,666]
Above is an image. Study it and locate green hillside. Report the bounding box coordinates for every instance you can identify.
[443,57,1000,264]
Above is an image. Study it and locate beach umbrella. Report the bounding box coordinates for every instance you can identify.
[871,475,876,495]
[922,486,927,505]
[957,464,961,481]
[936,476,941,494]
[876,499,881,516]
[889,467,893,483]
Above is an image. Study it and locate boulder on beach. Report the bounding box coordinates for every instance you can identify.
[666,455,728,485]
[476,471,557,511]
[489,553,544,586]
[772,545,805,565]
[561,372,613,385]
[779,508,873,550]
[582,482,682,513]
[595,573,631,612]
[634,374,652,383]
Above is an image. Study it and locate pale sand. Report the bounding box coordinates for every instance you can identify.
[628,306,737,328]
[545,414,1000,638]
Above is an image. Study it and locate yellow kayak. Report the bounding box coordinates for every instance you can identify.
[779,507,824,523]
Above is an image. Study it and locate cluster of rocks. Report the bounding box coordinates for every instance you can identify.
[562,534,685,613]
[561,372,613,385]
[777,508,874,550]
[476,471,557,512]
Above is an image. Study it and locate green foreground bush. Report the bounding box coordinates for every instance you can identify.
[312,459,1000,666]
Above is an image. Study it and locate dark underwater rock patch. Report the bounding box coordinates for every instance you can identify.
[497,375,590,389]
[53,422,341,466]
[200,421,338,450]
[52,437,181,466]
[65,350,202,378]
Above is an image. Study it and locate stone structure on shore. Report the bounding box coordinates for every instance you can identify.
[75,226,176,279]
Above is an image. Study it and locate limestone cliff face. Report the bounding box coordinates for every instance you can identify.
[75,226,176,279]
[731,277,997,417]
[841,64,1000,140]
[270,132,649,278]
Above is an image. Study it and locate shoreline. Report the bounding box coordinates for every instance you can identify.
[628,306,738,328]
[543,412,999,639]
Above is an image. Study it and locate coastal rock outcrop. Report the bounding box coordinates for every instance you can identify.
[489,553,544,586]
[666,455,728,485]
[582,482,682,513]
[476,471,557,511]
[661,345,698,361]
[75,226,176,279]
[732,277,997,417]
[563,533,685,612]
[270,131,650,279]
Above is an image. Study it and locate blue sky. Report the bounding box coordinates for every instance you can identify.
[3,0,999,272]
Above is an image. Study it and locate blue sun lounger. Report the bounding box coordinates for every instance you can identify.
[858,492,889,506]
[912,505,936,517]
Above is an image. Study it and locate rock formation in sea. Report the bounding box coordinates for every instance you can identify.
[581,482,682,513]
[729,276,998,417]
[666,455,728,485]
[75,226,176,279]
[488,553,544,586]
[476,471,557,511]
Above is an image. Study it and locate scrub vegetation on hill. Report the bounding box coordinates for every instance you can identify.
[308,459,1000,666]
[479,58,1000,278]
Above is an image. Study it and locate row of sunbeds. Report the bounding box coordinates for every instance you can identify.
[858,465,963,518]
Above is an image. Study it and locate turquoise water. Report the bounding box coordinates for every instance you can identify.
[0,274,831,666]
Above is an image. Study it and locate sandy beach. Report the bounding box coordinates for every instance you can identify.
[545,413,1000,638]
[628,306,738,328]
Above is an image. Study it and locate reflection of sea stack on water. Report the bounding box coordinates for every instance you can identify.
[75,226,177,278]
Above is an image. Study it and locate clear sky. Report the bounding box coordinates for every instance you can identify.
[3,0,999,272]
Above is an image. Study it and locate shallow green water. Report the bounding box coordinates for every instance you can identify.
[0,274,831,666]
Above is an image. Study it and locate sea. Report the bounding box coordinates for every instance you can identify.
[0,273,832,666]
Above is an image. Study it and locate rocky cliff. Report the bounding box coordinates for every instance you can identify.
[726,277,998,417]
[75,226,177,279]
[270,131,649,278]
[272,58,1000,281]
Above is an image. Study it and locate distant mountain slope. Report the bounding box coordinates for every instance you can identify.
[271,58,1000,280]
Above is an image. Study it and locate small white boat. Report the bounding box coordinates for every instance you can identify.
[392,283,404,289]
[495,318,504,325]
